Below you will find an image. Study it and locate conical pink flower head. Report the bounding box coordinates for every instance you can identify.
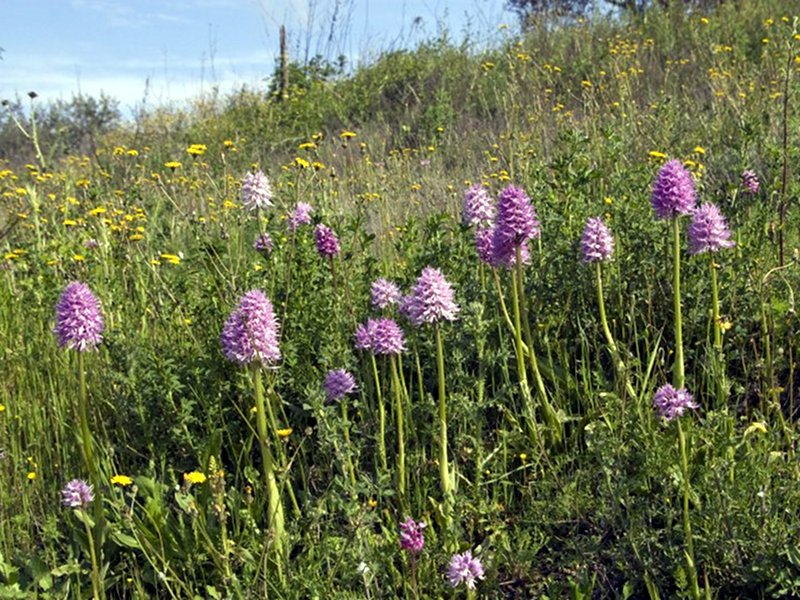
[324,369,357,402]
[221,290,281,365]
[580,217,614,263]
[741,170,759,194]
[54,282,105,352]
[407,267,460,326]
[399,517,426,554]
[494,184,540,244]
[650,159,697,220]
[240,170,273,210]
[288,202,313,231]
[354,317,406,355]
[491,184,539,266]
[314,224,340,258]
[62,479,94,508]
[447,550,485,590]
[653,384,698,420]
[371,278,401,310]
[687,202,735,254]
[462,184,495,227]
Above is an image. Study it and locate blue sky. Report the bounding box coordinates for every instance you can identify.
[1,0,512,114]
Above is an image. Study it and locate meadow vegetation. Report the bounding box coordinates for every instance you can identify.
[1,1,800,597]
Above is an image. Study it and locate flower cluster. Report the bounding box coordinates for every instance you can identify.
[650,159,697,219]
[288,202,313,231]
[580,217,615,263]
[240,170,273,211]
[254,232,273,254]
[220,290,281,365]
[491,184,540,265]
[371,278,401,310]
[399,517,426,554]
[447,550,485,590]
[653,384,698,420]
[61,479,94,508]
[54,282,105,352]
[461,184,495,227]
[406,267,460,326]
[354,318,406,355]
[741,169,759,194]
[324,369,357,402]
[314,224,340,258]
[687,203,735,254]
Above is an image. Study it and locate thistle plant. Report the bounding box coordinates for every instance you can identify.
[54,281,106,577]
[492,184,559,445]
[355,317,406,495]
[399,517,426,594]
[62,479,102,600]
[580,217,636,402]
[687,202,735,406]
[651,159,697,389]
[447,549,485,599]
[407,266,460,521]
[220,290,287,571]
[324,369,358,487]
[240,170,274,211]
[653,384,701,599]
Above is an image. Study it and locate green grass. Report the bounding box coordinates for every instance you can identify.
[1,2,800,598]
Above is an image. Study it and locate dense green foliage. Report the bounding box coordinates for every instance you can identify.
[1,1,800,598]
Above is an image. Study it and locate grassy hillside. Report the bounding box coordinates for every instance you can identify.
[1,1,800,597]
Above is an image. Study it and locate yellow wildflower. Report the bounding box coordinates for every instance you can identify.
[187,144,207,157]
[276,428,293,438]
[184,471,207,485]
[340,131,357,139]
[164,161,182,171]
[160,253,181,265]
[111,474,134,486]
[27,472,36,481]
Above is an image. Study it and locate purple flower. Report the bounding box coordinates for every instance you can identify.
[407,267,460,326]
[399,517,426,554]
[371,278,401,310]
[354,319,377,351]
[54,282,104,352]
[254,232,273,254]
[355,317,406,355]
[447,550,485,590]
[324,369,357,402]
[491,184,540,266]
[475,226,494,265]
[462,184,495,227]
[240,170,274,211]
[314,224,340,258]
[742,169,759,194]
[653,384,698,420]
[221,290,281,365]
[288,202,313,231]
[62,479,94,508]
[650,159,697,220]
[580,217,614,263]
[687,203,735,254]
[83,238,100,250]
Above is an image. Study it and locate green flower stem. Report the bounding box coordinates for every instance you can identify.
[341,399,357,489]
[493,268,528,354]
[252,366,287,576]
[673,216,685,389]
[709,259,725,407]
[677,418,701,600]
[370,354,388,473]
[390,356,406,501]
[509,259,533,411]
[515,247,559,445]
[82,513,103,600]
[435,324,453,528]
[263,376,301,519]
[595,261,637,401]
[77,353,105,576]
